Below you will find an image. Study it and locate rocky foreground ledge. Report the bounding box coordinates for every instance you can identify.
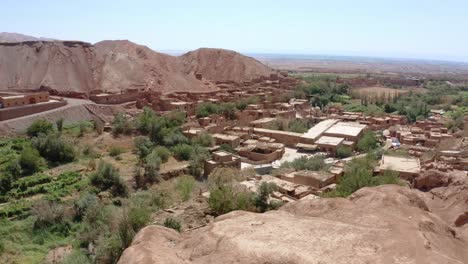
[118,184,468,264]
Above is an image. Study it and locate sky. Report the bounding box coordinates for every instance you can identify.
[2,0,468,62]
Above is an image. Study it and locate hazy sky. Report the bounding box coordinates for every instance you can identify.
[3,0,468,62]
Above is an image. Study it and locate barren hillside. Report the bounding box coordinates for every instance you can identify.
[0,39,274,95]
[95,40,216,93]
[0,41,98,93]
[119,185,468,264]
[179,48,274,82]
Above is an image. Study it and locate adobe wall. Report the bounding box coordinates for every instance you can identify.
[253,129,302,147]
[238,149,284,163]
[253,128,315,147]
[204,159,241,176]
[0,100,67,121]
[90,92,148,104]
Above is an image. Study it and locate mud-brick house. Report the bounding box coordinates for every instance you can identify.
[204,151,241,176]
[0,92,49,108]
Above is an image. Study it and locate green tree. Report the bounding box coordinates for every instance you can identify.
[27,119,54,137]
[112,112,133,136]
[31,133,76,164]
[18,146,44,176]
[133,136,153,160]
[56,118,64,132]
[336,146,352,159]
[280,155,327,171]
[188,146,210,177]
[357,131,379,152]
[172,144,193,161]
[192,131,214,147]
[136,107,157,134]
[254,182,278,213]
[143,150,162,184]
[175,175,195,201]
[153,146,171,163]
[90,161,128,197]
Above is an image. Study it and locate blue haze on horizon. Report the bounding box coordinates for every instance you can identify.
[2,0,468,62]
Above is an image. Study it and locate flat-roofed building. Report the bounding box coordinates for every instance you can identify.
[212,133,241,148]
[281,170,337,189]
[302,119,339,141]
[379,155,421,181]
[323,121,367,143]
[249,117,278,128]
[253,128,311,147]
[0,92,49,108]
[204,151,241,176]
[315,136,344,156]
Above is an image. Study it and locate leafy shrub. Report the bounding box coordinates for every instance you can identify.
[31,200,70,235]
[109,146,125,157]
[61,250,90,264]
[82,144,100,159]
[163,218,181,232]
[112,112,133,136]
[93,198,151,263]
[175,175,195,201]
[136,107,157,134]
[74,193,98,221]
[357,131,379,152]
[207,167,249,187]
[90,161,128,197]
[27,119,54,137]
[208,184,255,215]
[18,146,44,176]
[153,146,171,163]
[172,144,193,161]
[219,143,236,154]
[31,133,76,164]
[78,122,88,137]
[143,150,162,184]
[207,167,256,215]
[287,119,311,133]
[196,102,220,118]
[162,130,188,147]
[56,118,64,132]
[254,182,278,213]
[133,136,153,160]
[192,131,214,147]
[336,146,352,159]
[188,146,210,177]
[280,155,327,171]
[94,119,104,135]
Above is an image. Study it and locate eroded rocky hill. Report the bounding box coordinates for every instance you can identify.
[178,48,274,82]
[0,39,274,95]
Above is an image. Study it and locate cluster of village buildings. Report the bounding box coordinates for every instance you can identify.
[0,92,68,121]
[89,73,465,203]
[2,72,466,203]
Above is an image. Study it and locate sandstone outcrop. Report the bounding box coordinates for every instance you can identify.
[118,185,468,264]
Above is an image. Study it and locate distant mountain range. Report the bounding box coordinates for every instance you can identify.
[0,32,57,43]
